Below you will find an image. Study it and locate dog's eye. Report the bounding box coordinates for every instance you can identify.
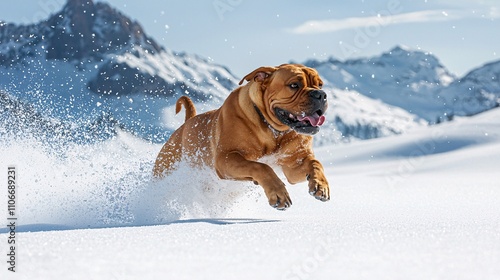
[289,83,299,89]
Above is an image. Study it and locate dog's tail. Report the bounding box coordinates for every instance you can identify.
[175,96,197,122]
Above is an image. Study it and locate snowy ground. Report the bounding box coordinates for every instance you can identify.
[1,108,500,280]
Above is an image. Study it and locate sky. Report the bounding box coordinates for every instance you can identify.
[1,0,499,78]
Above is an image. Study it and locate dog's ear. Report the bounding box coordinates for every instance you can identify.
[239,66,277,85]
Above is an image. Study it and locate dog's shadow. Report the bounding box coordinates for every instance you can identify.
[167,218,280,225]
[0,219,280,233]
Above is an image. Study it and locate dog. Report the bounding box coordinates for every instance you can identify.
[153,64,329,210]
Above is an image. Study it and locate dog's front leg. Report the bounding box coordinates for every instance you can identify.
[282,156,330,202]
[215,151,292,210]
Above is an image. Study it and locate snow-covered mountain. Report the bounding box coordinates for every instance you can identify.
[1,0,499,144]
[0,0,237,142]
[0,0,236,99]
[306,46,500,125]
[305,46,455,120]
[439,60,500,117]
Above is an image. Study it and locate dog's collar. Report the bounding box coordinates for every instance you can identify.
[253,104,290,137]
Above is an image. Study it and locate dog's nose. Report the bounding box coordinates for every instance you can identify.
[309,90,327,101]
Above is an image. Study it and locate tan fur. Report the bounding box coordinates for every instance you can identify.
[175,96,197,122]
[153,64,330,209]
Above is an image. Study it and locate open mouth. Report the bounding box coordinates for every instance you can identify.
[274,107,326,135]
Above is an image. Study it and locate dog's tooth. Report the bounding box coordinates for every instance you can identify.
[289,113,294,119]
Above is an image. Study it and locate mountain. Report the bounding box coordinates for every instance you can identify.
[0,0,238,142]
[306,46,500,125]
[1,1,499,145]
[305,46,455,121]
[439,60,500,117]
[0,0,236,99]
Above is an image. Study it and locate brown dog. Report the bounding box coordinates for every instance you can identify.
[153,64,329,210]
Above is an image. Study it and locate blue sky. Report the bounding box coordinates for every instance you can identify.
[2,0,499,77]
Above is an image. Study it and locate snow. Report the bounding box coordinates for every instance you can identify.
[1,106,499,279]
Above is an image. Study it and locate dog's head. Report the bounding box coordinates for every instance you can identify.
[240,64,328,135]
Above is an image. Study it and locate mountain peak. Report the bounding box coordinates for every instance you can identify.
[41,0,161,60]
[61,0,96,22]
[383,45,431,59]
[379,45,449,76]
[389,45,413,54]
[64,0,95,11]
[45,0,96,59]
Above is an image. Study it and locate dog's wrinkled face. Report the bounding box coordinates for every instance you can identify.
[241,64,328,135]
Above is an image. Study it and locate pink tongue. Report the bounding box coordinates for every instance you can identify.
[297,114,326,127]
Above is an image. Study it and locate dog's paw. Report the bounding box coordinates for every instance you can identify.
[307,176,330,202]
[266,187,292,210]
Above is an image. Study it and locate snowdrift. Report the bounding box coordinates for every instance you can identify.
[1,107,499,280]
